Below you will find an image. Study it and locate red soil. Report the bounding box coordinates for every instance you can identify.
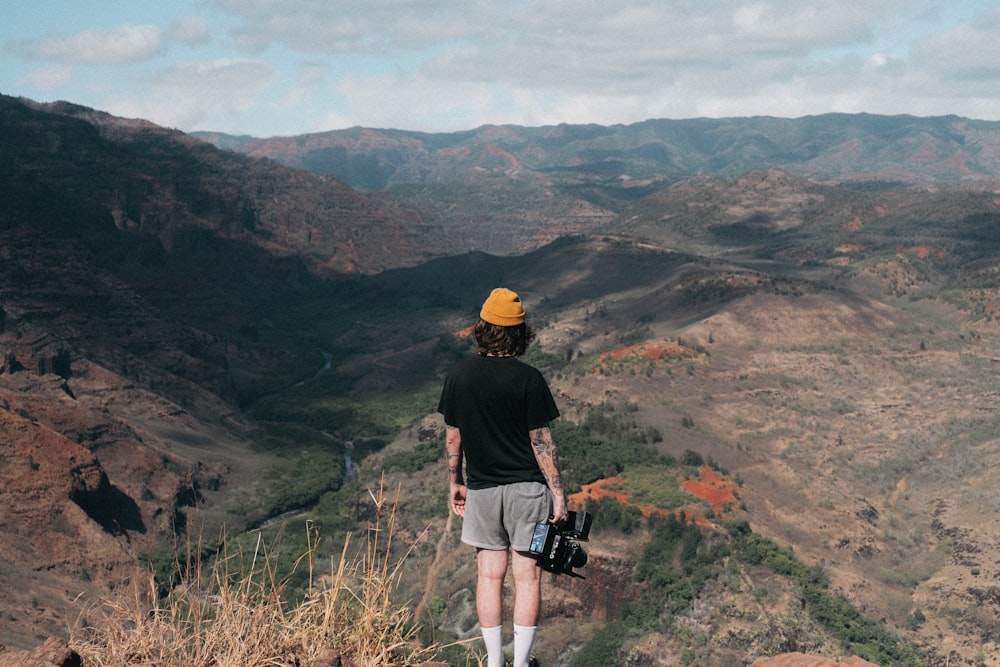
[569,475,668,517]
[569,467,740,527]
[842,219,862,232]
[595,342,692,372]
[680,467,740,512]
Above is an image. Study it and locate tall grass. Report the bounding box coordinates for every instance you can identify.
[72,483,457,666]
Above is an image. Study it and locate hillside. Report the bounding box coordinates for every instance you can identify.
[0,94,452,647]
[195,114,1000,190]
[4,95,455,276]
[4,97,1000,665]
[196,114,1000,257]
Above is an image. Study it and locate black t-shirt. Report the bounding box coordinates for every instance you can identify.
[438,354,560,489]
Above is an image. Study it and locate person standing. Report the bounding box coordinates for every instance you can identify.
[438,287,569,667]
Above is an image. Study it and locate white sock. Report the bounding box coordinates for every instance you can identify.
[513,624,537,667]
[481,625,504,667]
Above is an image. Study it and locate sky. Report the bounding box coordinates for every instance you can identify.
[2,1,1000,138]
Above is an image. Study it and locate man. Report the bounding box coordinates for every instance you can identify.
[438,287,569,667]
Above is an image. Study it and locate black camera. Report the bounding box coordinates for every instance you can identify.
[527,510,593,578]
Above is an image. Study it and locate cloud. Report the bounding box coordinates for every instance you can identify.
[149,57,276,99]
[910,10,1000,81]
[107,58,278,130]
[168,16,211,47]
[22,24,166,65]
[211,1,898,70]
[207,0,918,119]
[22,65,73,89]
[212,0,480,54]
[11,17,209,67]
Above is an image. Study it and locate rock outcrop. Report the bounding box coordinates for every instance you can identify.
[0,637,82,667]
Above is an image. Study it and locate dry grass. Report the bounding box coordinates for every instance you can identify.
[72,483,460,667]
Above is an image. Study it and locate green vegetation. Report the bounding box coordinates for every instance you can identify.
[601,466,696,511]
[732,525,920,666]
[380,437,443,474]
[570,516,922,667]
[552,417,671,492]
[228,365,442,528]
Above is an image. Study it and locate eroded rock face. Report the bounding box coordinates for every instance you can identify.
[0,637,82,667]
[0,408,124,569]
[0,358,230,648]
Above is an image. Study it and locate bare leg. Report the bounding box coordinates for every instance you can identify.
[511,549,542,626]
[476,548,510,627]
[511,550,542,667]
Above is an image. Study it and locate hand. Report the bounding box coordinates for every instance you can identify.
[549,495,568,525]
[449,483,467,517]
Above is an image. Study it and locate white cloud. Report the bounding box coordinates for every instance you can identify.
[169,16,211,46]
[22,64,73,88]
[910,10,1000,81]
[108,58,278,130]
[25,24,165,65]
[328,72,510,131]
[212,0,480,54]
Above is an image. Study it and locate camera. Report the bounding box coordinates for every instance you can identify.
[528,510,593,578]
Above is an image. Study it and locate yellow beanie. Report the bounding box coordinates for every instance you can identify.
[480,287,525,326]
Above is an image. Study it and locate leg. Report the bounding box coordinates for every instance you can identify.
[511,550,542,667]
[476,547,510,627]
[510,549,542,626]
[476,548,509,667]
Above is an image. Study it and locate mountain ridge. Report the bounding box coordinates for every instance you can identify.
[194,112,1000,190]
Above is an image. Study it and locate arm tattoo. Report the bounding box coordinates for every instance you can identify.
[530,425,566,498]
[448,453,462,479]
[445,425,464,485]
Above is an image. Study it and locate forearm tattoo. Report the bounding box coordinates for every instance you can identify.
[445,425,464,485]
[531,426,566,499]
[448,453,462,482]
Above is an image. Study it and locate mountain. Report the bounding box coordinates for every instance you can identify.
[6,96,454,276]
[195,113,1000,190]
[196,114,1000,257]
[5,96,1000,665]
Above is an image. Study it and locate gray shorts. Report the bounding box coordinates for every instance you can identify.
[462,481,553,551]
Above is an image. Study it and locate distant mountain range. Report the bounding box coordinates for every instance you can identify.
[195,113,1000,190]
[193,113,1000,258]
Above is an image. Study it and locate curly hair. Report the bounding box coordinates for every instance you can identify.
[474,319,536,357]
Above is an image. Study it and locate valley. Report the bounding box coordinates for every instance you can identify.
[4,95,1000,665]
